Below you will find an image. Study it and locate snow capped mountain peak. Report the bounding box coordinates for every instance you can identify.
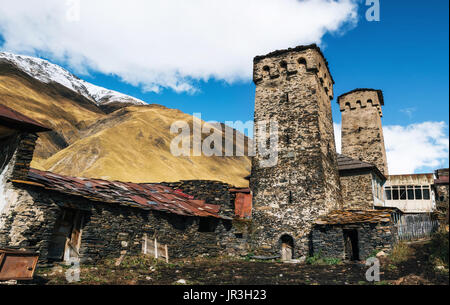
[0,51,147,107]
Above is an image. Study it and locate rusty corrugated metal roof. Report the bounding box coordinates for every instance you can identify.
[13,169,225,219]
[314,209,395,225]
[0,103,51,132]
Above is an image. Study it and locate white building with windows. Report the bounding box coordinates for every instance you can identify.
[380,173,436,213]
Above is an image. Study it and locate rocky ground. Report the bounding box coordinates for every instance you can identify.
[12,238,449,286]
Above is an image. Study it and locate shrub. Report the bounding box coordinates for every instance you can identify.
[389,242,412,264]
[429,230,449,268]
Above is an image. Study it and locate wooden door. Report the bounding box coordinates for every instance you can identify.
[281,243,293,261]
[48,209,83,262]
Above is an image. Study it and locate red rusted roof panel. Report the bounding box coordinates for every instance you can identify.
[22,169,224,219]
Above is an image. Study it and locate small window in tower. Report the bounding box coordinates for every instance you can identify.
[285,133,291,145]
[280,61,288,69]
[356,100,362,108]
[345,102,351,111]
[288,191,293,204]
[367,99,373,106]
[298,58,307,65]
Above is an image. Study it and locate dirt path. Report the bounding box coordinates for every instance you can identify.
[29,240,448,285]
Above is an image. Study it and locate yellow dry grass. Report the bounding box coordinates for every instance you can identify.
[43,106,251,186]
[1,66,250,187]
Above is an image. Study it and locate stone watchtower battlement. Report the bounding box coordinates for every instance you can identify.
[250,44,342,259]
[338,89,388,176]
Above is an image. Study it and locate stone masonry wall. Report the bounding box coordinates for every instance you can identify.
[312,222,397,260]
[435,184,449,225]
[0,132,38,181]
[340,171,374,210]
[250,45,342,258]
[161,180,234,218]
[339,90,388,176]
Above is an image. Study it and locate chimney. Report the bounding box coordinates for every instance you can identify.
[0,103,51,181]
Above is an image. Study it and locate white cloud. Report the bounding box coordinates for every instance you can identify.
[0,0,358,93]
[384,122,449,174]
[334,123,342,153]
[334,122,449,175]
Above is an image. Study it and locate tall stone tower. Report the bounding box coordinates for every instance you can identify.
[250,45,342,258]
[338,89,388,176]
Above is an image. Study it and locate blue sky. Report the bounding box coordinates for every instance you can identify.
[0,0,448,174]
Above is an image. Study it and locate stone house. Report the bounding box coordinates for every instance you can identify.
[337,153,386,210]
[0,104,243,264]
[312,209,399,260]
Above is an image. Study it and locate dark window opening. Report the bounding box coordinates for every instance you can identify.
[288,191,293,204]
[400,186,407,200]
[423,188,430,200]
[198,218,218,232]
[343,229,359,261]
[235,233,243,239]
[392,187,399,200]
[285,132,291,145]
[407,186,414,200]
[298,58,307,65]
[415,186,422,200]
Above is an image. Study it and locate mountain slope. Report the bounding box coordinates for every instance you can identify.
[0,60,106,162]
[42,105,251,186]
[0,52,146,113]
[0,54,251,186]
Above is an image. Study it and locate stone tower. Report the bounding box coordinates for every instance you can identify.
[250,44,342,258]
[338,89,388,176]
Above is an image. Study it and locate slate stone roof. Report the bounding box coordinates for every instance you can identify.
[0,103,51,132]
[12,168,226,219]
[337,154,386,181]
[314,209,395,225]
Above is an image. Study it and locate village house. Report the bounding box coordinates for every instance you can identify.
[0,103,248,264]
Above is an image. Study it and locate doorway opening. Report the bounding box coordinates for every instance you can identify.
[48,208,84,263]
[280,234,294,261]
[343,229,359,261]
